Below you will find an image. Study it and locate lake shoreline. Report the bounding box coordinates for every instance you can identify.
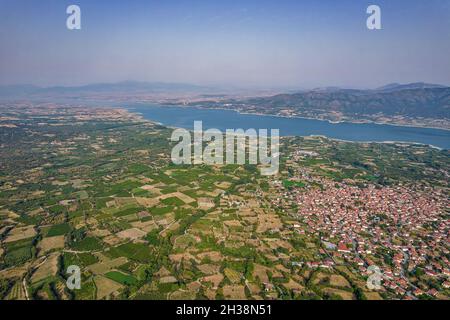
[126,104,450,150]
[183,105,450,132]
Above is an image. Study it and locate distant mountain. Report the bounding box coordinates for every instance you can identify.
[0,84,41,96]
[46,81,210,93]
[2,81,450,122]
[0,81,213,98]
[311,86,343,93]
[375,82,447,92]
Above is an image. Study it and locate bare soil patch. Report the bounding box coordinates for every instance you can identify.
[4,225,36,243]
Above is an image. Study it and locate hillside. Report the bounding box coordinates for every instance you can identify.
[243,87,450,119]
[190,84,450,129]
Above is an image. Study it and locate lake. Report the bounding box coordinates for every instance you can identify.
[128,104,450,149]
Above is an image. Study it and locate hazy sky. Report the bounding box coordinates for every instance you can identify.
[1,0,450,88]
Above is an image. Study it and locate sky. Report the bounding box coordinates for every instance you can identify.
[0,0,450,89]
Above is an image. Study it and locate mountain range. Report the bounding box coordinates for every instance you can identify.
[0,81,212,98]
[235,83,450,119]
[1,81,449,122]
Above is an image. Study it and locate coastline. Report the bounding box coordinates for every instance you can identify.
[128,101,450,131]
[124,107,447,151]
[191,105,450,132]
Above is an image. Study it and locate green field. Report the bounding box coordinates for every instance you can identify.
[161,197,185,206]
[105,271,138,286]
[70,237,103,251]
[283,180,306,188]
[47,223,71,237]
[107,243,153,263]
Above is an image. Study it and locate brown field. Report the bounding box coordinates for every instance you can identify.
[238,208,257,216]
[89,229,111,237]
[160,221,181,237]
[335,266,358,280]
[131,220,157,232]
[224,268,242,284]
[155,266,171,277]
[329,275,351,288]
[4,225,36,243]
[159,276,178,284]
[282,279,305,292]
[173,234,198,249]
[197,264,221,275]
[242,217,258,225]
[202,189,224,197]
[364,291,383,300]
[154,213,175,227]
[264,238,293,251]
[30,191,45,197]
[86,217,99,227]
[102,235,123,246]
[94,275,123,299]
[215,181,232,189]
[116,228,146,240]
[256,213,282,233]
[121,214,139,222]
[187,281,201,292]
[88,257,128,274]
[246,199,260,208]
[312,272,330,285]
[158,192,196,204]
[223,285,246,300]
[136,197,159,208]
[31,253,59,284]
[169,252,199,264]
[106,200,116,208]
[6,281,26,300]
[204,211,221,221]
[201,274,224,289]
[275,264,290,273]
[38,235,65,254]
[140,184,162,193]
[138,176,153,184]
[0,209,20,219]
[252,264,270,283]
[322,287,354,300]
[136,211,151,219]
[190,221,214,236]
[0,263,30,279]
[204,288,216,300]
[197,198,216,210]
[114,197,138,206]
[224,220,242,227]
[246,282,261,295]
[54,281,71,300]
[168,290,196,300]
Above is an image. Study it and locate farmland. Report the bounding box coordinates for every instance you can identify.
[0,103,449,300]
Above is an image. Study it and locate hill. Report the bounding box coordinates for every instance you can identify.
[0,81,213,98]
[242,86,450,119]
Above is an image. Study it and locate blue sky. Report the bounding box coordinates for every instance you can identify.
[0,0,449,88]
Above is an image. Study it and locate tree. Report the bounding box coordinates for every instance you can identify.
[0,278,12,299]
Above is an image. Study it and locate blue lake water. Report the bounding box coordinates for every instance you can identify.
[128,104,450,149]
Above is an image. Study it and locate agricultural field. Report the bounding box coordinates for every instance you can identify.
[0,104,449,301]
